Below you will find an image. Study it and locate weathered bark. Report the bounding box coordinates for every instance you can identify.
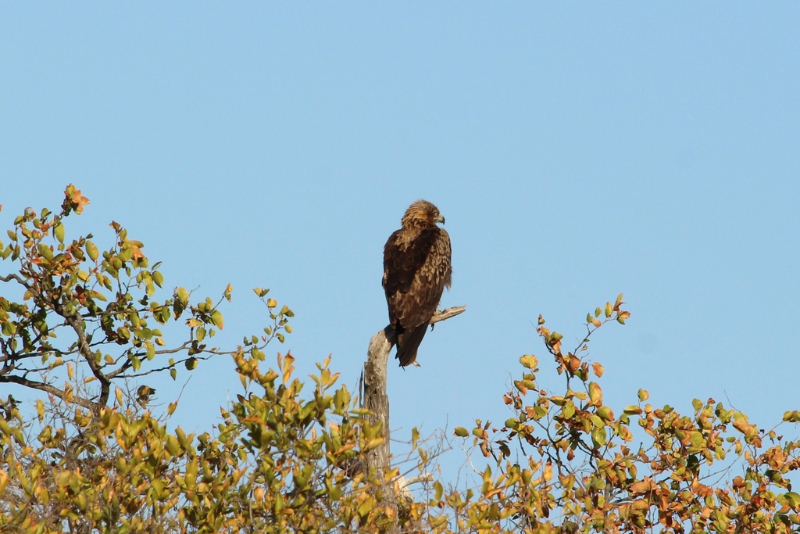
[361,305,466,518]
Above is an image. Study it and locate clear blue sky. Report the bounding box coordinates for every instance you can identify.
[2,3,799,475]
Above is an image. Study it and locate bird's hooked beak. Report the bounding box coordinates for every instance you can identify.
[436,214,445,225]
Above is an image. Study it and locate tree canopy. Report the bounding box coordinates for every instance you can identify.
[2,187,800,533]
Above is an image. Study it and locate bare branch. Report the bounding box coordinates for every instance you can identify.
[429,305,466,325]
[59,311,111,406]
[0,375,97,411]
[361,305,466,520]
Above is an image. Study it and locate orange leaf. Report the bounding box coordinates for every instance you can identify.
[567,355,581,372]
[629,478,657,494]
[732,417,757,437]
[66,184,90,214]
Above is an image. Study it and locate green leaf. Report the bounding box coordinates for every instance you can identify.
[623,405,642,415]
[591,426,607,447]
[596,406,614,421]
[54,222,65,243]
[784,492,800,509]
[638,389,649,402]
[153,271,164,287]
[210,310,224,329]
[688,431,706,453]
[86,241,98,261]
[165,435,181,456]
[176,287,189,303]
[783,411,800,423]
[37,243,54,261]
[454,427,469,437]
[589,382,602,405]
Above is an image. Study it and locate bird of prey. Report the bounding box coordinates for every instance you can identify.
[382,200,452,367]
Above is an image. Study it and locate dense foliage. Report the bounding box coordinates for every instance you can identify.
[2,187,800,533]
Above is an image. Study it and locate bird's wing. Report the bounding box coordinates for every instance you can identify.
[384,227,449,328]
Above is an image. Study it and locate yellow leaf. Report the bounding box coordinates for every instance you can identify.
[589,382,602,405]
[364,437,385,451]
[543,461,553,481]
[592,362,604,377]
[519,355,538,369]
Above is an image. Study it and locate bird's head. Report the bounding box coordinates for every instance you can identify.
[402,200,445,228]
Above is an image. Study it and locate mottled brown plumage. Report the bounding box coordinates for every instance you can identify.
[383,200,452,367]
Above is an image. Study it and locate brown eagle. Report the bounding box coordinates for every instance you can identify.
[383,200,452,367]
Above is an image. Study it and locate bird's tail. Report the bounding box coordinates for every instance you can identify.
[395,324,428,367]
